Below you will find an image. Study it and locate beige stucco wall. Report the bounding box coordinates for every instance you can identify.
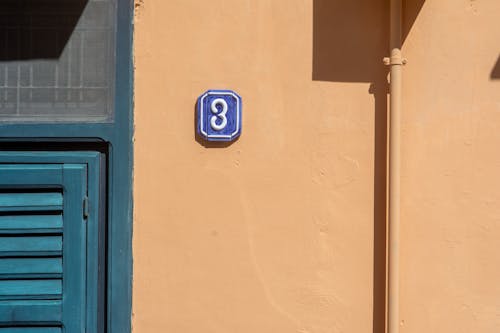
[133,0,500,332]
[401,1,500,332]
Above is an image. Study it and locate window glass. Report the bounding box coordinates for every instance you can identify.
[0,0,116,122]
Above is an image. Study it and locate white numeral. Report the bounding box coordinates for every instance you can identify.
[210,98,228,131]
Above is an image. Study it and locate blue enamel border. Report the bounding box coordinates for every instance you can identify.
[197,89,242,142]
[0,1,134,332]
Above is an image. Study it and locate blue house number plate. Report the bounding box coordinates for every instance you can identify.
[197,90,242,142]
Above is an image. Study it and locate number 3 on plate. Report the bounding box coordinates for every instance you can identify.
[210,98,228,131]
[197,90,242,142]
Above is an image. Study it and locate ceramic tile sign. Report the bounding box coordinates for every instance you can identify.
[197,90,242,142]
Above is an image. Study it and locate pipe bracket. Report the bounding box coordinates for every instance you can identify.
[383,56,407,66]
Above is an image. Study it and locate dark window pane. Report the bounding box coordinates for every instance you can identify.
[0,0,116,122]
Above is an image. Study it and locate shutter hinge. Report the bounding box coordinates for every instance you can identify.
[83,196,89,219]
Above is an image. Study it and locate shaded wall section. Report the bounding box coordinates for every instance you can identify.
[312,0,425,83]
[312,0,388,83]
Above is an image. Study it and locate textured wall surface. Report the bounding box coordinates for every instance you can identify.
[133,0,500,332]
[401,1,500,332]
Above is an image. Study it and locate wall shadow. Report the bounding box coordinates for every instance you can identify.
[313,0,425,83]
[313,1,425,332]
[491,55,500,80]
[403,0,427,44]
[313,0,389,83]
[0,0,88,61]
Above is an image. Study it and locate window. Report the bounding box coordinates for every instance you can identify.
[0,0,117,122]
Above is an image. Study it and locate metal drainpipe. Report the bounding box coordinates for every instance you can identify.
[383,0,406,332]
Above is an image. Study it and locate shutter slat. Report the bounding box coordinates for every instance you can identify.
[0,236,62,257]
[0,165,63,187]
[0,328,61,333]
[0,193,63,212]
[0,258,62,279]
[0,215,63,234]
[0,300,62,323]
[0,280,62,300]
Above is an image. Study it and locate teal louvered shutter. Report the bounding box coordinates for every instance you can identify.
[0,154,103,333]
